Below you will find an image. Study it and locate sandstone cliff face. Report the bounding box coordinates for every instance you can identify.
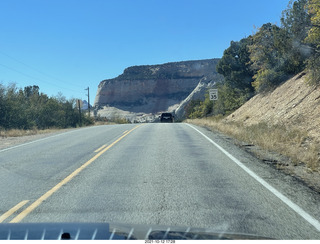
[94,59,223,120]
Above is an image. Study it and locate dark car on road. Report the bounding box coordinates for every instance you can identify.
[160,113,174,123]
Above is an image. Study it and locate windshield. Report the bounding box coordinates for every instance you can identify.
[1,0,320,241]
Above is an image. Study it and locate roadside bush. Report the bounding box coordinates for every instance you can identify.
[0,84,92,130]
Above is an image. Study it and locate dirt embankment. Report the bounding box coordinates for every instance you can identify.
[225,72,320,142]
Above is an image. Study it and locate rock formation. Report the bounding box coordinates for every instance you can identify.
[94,59,223,121]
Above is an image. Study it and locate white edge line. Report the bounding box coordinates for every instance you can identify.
[185,123,320,232]
[0,127,94,153]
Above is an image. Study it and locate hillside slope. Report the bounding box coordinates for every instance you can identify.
[224,72,320,141]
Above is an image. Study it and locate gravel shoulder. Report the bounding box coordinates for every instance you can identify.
[0,128,76,151]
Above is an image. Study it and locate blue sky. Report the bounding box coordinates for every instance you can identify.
[0,0,289,101]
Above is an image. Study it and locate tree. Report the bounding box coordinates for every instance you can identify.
[2,84,27,129]
[185,99,202,119]
[249,23,282,71]
[248,23,292,92]
[0,84,93,130]
[304,0,320,45]
[216,37,254,93]
[305,0,320,84]
[214,37,255,115]
[281,0,312,74]
[212,83,251,116]
[282,0,311,42]
[24,85,39,98]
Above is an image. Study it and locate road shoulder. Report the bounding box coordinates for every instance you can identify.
[185,123,320,227]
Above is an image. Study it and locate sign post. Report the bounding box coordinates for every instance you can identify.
[209,89,218,114]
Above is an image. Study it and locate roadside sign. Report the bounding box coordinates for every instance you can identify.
[209,89,218,101]
[77,99,83,108]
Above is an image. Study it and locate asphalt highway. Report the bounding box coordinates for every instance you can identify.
[1,123,320,239]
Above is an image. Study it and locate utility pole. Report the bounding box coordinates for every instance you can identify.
[85,87,90,117]
[77,99,82,126]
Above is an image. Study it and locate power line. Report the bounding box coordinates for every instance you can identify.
[0,63,83,95]
[0,50,80,87]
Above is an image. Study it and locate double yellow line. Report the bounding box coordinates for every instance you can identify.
[3,125,142,223]
[0,200,29,223]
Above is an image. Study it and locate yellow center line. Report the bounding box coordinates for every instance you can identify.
[0,200,29,223]
[122,130,128,134]
[94,144,107,153]
[10,124,143,223]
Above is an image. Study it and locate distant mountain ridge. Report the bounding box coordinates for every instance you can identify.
[94,59,223,121]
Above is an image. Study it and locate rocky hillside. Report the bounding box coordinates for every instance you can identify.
[224,72,320,142]
[94,59,223,121]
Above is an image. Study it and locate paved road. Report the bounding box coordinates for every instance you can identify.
[0,123,320,239]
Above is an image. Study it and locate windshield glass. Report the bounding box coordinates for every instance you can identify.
[1,0,320,241]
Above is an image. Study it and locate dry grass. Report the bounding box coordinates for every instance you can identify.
[186,117,319,172]
[93,121,116,126]
[0,120,126,138]
[0,128,60,138]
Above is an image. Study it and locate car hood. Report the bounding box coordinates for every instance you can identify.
[0,222,273,240]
